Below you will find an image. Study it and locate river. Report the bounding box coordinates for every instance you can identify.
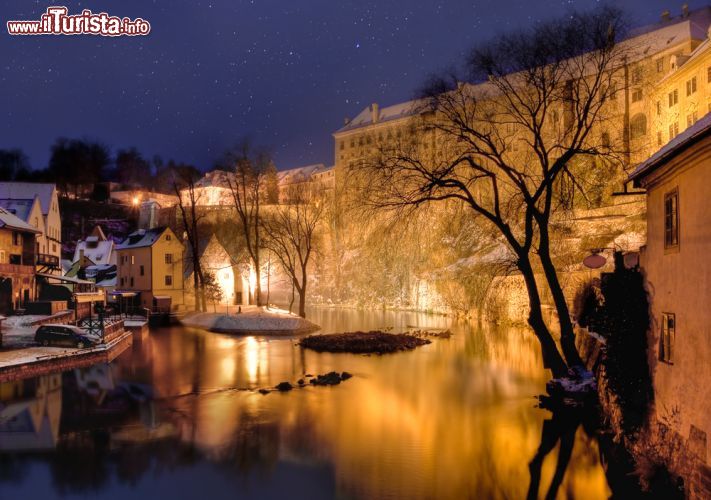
[0,308,629,499]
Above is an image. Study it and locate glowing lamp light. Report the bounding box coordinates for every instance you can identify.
[132,196,140,206]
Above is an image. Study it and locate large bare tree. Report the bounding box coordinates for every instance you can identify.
[351,7,628,378]
[172,163,207,312]
[262,183,325,318]
[222,142,277,306]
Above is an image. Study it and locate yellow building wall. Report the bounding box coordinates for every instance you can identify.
[639,138,711,446]
[150,230,184,308]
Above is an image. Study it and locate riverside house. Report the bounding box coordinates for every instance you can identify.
[116,227,184,312]
[630,112,711,468]
[0,207,40,314]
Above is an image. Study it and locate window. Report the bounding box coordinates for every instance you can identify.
[165,275,173,286]
[657,130,663,146]
[130,255,135,265]
[687,112,698,128]
[12,232,21,246]
[708,66,711,83]
[656,58,664,73]
[632,66,643,84]
[686,76,697,96]
[166,234,172,241]
[664,189,679,248]
[165,253,173,264]
[668,89,679,107]
[630,113,647,139]
[669,122,679,140]
[631,89,643,102]
[659,313,675,363]
[599,132,609,148]
[120,277,125,287]
[140,265,145,276]
[656,101,661,116]
[0,250,5,263]
[130,277,134,287]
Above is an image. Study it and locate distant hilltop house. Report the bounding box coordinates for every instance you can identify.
[184,234,251,307]
[180,165,335,208]
[179,169,235,208]
[0,182,61,274]
[0,206,41,314]
[115,226,184,312]
[629,111,711,482]
[277,163,334,203]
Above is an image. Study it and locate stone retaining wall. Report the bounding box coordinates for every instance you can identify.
[0,331,132,383]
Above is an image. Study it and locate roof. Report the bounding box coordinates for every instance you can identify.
[0,207,41,233]
[116,227,171,250]
[628,6,711,40]
[629,111,711,185]
[277,163,328,184]
[184,234,232,278]
[0,198,38,223]
[0,183,56,215]
[36,272,93,285]
[194,170,235,189]
[73,238,114,266]
[336,100,423,134]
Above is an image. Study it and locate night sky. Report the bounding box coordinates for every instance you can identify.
[0,1,705,172]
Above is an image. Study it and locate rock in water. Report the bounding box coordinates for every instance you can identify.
[275,382,293,391]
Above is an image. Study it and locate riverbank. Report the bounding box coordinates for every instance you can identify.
[181,306,320,335]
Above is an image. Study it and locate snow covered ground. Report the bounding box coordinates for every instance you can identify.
[181,306,319,335]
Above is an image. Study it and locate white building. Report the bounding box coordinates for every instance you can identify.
[0,183,62,272]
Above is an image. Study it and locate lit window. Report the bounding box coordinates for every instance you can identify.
[659,313,675,364]
[664,189,679,248]
[686,76,697,96]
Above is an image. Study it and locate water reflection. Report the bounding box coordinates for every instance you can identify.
[0,308,625,499]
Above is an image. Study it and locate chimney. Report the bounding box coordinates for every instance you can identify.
[661,10,671,21]
[371,103,379,124]
[79,248,85,261]
[682,3,689,18]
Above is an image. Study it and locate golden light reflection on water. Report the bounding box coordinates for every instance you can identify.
[121,309,612,499]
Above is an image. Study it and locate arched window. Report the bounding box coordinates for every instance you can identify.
[630,113,647,139]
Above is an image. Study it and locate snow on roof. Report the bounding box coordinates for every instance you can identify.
[0,207,40,233]
[0,198,37,223]
[73,239,114,266]
[194,170,236,189]
[336,100,424,134]
[630,111,711,184]
[116,227,170,250]
[0,183,56,215]
[277,163,328,184]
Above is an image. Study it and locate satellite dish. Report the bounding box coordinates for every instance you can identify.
[583,254,607,269]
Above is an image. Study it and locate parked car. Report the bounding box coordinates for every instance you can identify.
[35,325,98,349]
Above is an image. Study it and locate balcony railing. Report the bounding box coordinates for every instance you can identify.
[37,254,60,267]
[0,263,35,276]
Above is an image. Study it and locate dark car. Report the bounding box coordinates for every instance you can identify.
[35,325,98,349]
